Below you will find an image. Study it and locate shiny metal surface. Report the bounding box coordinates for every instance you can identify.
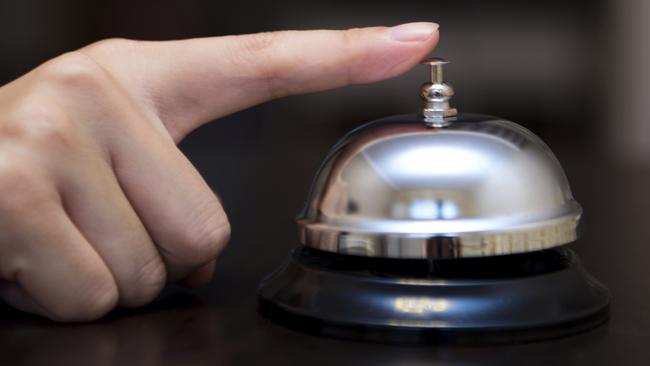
[258,246,610,344]
[297,113,582,258]
[419,58,457,124]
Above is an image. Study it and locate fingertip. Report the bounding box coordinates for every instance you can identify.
[388,22,439,43]
[350,22,439,84]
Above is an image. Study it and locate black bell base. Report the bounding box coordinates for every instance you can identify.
[258,246,610,345]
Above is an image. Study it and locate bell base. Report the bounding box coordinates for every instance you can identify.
[258,246,610,345]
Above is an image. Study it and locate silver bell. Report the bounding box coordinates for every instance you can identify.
[258,58,609,345]
[297,58,581,259]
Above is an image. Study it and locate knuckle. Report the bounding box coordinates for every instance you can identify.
[339,28,366,84]
[237,31,294,99]
[341,27,365,43]
[339,27,366,61]
[0,160,35,193]
[11,109,78,150]
[36,51,109,92]
[81,38,142,63]
[241,31,279,55]
[178,205,231,264]
[0,159,48,212]
[3,94,82,151]
[85,37,137,53]
[50,272,118,322]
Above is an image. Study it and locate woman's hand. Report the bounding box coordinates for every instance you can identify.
[0,23,438,321]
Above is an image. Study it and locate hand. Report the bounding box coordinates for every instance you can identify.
[0,22,438,321]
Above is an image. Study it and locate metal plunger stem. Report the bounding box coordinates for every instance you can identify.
[431,63,443,83]
[419,57,457,124]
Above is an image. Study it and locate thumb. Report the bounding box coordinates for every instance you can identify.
[82,22,439,141]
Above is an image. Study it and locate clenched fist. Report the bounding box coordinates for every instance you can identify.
[0,23,438,321]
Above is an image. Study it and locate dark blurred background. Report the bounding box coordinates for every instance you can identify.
[2,1,650,363]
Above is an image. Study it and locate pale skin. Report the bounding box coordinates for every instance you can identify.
[0,22,439,322]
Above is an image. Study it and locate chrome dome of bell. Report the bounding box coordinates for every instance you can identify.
[296,59,581,259]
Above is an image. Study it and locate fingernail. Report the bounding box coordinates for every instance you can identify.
[389,22,439,42]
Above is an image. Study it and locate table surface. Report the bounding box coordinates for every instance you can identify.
[1,110,649,366]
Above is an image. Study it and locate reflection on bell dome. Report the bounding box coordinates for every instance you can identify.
[297,114,581,258]
[405,198,460,220]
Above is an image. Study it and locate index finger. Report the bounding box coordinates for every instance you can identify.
[82,22,439,141]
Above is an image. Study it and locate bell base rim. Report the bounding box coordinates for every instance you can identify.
[258,246,610,345]
[258,298,609,346]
